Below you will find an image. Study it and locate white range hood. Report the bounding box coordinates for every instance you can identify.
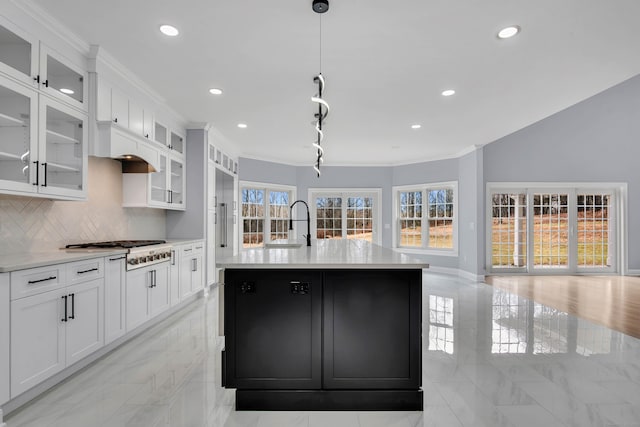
[93,121,161,172]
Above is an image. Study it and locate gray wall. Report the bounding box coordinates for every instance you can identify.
[484,73,640,270]
[237,73,640,274]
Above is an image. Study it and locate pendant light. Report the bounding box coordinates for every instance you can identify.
[311,0,330,177]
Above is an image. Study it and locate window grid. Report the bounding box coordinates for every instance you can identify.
[242,188,265,248]
[346,197,373,242]
[399,191,422,247]
[532,304,567,354]
[576,318,612,356]
[428,295,454,354]
[316,197,343,239]
[427,189,454,249]
[533,193,569,268]
[269,191,290,241]
[491,193,527,268]
[577,194,611,268]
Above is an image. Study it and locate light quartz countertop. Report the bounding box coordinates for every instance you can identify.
[0,249,128,273]
[218,239,429,269]
[0,238,204,273]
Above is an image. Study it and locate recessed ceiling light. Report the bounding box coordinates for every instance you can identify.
[159,24,179,37]
[498,26,520,39]
[442,89,456,97]
[209,88,223,95]
[411,124,421,129]
[237,123,248,129]
[59,88,74,95]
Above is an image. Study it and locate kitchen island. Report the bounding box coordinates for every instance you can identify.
[218,239,428,410]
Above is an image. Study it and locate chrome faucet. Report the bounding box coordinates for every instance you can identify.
[289,200,311,247]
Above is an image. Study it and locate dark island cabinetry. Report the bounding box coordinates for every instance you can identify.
[223,268,423,410]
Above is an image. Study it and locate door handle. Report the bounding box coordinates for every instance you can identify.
[41,163,47,187]
[69,293,75,320]
[61,295,68,322]
[33,160,39,186]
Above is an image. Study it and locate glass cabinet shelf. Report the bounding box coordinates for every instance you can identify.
[0,112,26,127]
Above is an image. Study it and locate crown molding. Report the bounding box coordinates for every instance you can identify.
[9,0,90,55]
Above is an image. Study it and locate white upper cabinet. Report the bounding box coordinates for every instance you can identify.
[0,18,87,112]
[170,130,184,154]
[0,77,87,199]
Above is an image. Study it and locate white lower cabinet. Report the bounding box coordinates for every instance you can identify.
[1,273,10,406]
[179,243,204,299]
[10,261,104,398]
[104,255,127,345]
[126,263,170,331]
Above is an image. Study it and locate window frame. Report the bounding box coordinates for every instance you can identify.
[239,181,296,249]
[308,188,382,245]
[392,181,458,256]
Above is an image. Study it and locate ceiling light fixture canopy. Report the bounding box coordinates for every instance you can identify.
[159,24,179,36]
[311,0,330,177]
[498,25,520,39]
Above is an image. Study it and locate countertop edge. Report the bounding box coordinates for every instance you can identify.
[0,249,129,273]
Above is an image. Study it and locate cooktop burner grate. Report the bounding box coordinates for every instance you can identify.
[65,240,167,249]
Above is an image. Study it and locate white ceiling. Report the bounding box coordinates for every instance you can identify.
[29,0,640,166]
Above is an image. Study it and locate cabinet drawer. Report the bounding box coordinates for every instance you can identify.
[11,265,66,300]
[67,258,104,285]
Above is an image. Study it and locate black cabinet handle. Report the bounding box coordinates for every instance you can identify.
[69,293,75,320]
[28,275,57,284]
[192,258,197,272]
[145,133,149,138]
[109,256,126,262]
[43,79,48,88]
[61,295,68,322]
[34,75,40,83]
[33,160,39,186]
[41,163,47,187]
[77,267,98,274]
[114,117,118,123]
[149,270,154,288]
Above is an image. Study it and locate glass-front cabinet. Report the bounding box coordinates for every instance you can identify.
[0,79,37,193]
[0,79,86,199]
[170,156,184,207]
[39,98,87,197]
[147,153,184,210]
[0,19,87,111]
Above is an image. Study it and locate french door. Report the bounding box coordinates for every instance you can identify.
[488,187,617,274]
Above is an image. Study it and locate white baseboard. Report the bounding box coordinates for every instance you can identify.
[426,266,485,282]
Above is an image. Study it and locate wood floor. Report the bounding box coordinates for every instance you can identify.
[485,275,640,339]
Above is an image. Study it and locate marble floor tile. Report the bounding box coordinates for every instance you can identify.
[6,273,640,427]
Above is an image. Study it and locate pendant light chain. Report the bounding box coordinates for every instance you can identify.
[311,0,329,177]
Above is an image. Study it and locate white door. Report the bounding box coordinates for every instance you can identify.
[149,263,170,317]
[180,246,194,298]
[65,279,104,365]
[104,255,126,344]
[11,288,66,397]
[126,267,151,331]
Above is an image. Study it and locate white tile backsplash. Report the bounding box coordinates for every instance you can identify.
[0,157,165,255]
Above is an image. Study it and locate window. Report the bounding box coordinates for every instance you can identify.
[394,182,457,253]
[309,189,381,244]
[487,184,621,274]
[240,182,295,248]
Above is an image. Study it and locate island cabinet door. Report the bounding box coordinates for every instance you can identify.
[224,269,322,389]
[323,269,422,390]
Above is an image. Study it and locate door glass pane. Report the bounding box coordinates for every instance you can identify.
[533,193,569,268]
[315,197,342,239]
[170,159,183,205]
[399,191,422,247]
[44,106,83,190]
[269,191,289,241]
[46,55,83,104]
[491,193,527,268]
[346,197,373,241]
[0,84,31,184]
[0,24,31,76]
[150,154,167,203]
[577,194,611,268]
[154,122,167,145]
